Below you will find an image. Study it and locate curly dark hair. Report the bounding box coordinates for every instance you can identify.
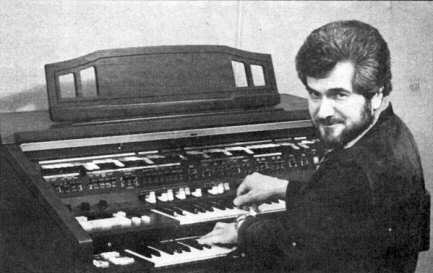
[295,20,392,97]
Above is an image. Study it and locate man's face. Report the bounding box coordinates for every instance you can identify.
[306,61,374,149]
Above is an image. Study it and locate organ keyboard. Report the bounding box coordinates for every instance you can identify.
[124,237,236,268]
[0,45,323,273]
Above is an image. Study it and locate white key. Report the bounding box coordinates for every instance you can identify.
[173,206,247,225]
[258,199,286,214]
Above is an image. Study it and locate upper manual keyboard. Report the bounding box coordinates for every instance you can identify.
[145,186,286,225]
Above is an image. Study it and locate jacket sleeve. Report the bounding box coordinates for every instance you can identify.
[237,163,390,269]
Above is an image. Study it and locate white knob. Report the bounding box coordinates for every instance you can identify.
[167,189,174,201]
[145,191,157,204]
[141,215,151,224]
[176,188,186,200]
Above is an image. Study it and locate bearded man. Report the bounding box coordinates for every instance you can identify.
[198,20,427,273]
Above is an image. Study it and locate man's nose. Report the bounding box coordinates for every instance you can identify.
[316,98,335,119]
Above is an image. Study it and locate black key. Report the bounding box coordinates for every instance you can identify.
[147,246,162,257]
[181,239,204,250]
[268,197,280,204]
[137,245,158,258]
[207,200,227,210]
[152,242,175,255]
[191,203,207,213]
[173,205,193,215]
[182,239,211,250]
[174,204,195,215]
[197,201,214,211]
[121,160,148,168]
[175,242,191,252]
[198,242,212,249]
[169,242,184,253]
[164,241,183,254]
[166,206,182,216]
[263,199,274,205]
[178,203,201,214]
[155,206,176,216]
[215,197,234,209]
[97,162,118,170]
[165,205,185,215]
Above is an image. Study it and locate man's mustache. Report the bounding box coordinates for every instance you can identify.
[314,116,344,126]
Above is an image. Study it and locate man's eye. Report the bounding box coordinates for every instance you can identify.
[308,90,321,99]
[334,93,348,99]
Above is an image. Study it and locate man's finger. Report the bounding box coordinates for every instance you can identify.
[215,222,226,228]
[236,181,249,196]
[198,232,213,241]
[198,236,214,245]
[233,192,253,207]
[198,233,220,245]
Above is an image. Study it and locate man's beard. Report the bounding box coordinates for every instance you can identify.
[313,103,374,150]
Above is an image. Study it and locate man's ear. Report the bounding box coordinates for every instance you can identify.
[370,88,384,110]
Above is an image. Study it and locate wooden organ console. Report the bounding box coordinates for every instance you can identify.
[0,45,326,273]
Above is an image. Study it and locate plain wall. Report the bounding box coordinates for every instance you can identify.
[0,1,432,272]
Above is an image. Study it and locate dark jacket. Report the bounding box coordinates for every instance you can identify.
[238,105,426,273]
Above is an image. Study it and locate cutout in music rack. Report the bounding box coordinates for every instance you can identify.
[231,60,248,87]
[59,73,76,98]
[80,66,98,97]
[251,64,265,86]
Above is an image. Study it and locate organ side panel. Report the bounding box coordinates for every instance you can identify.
[0,145,93,273]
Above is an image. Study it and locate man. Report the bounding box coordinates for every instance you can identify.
[198,20,427,273]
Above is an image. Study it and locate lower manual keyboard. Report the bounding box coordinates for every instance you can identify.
[125,238,235,268]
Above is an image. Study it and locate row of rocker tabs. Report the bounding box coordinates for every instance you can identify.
[93,237,235,269]
[39,136,321,178]
[140,182,231,204]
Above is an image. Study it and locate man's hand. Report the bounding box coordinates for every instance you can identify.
[197,222,238,245]
[233,172,288,207]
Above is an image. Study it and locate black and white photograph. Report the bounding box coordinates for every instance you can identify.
[0,1,432,273]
